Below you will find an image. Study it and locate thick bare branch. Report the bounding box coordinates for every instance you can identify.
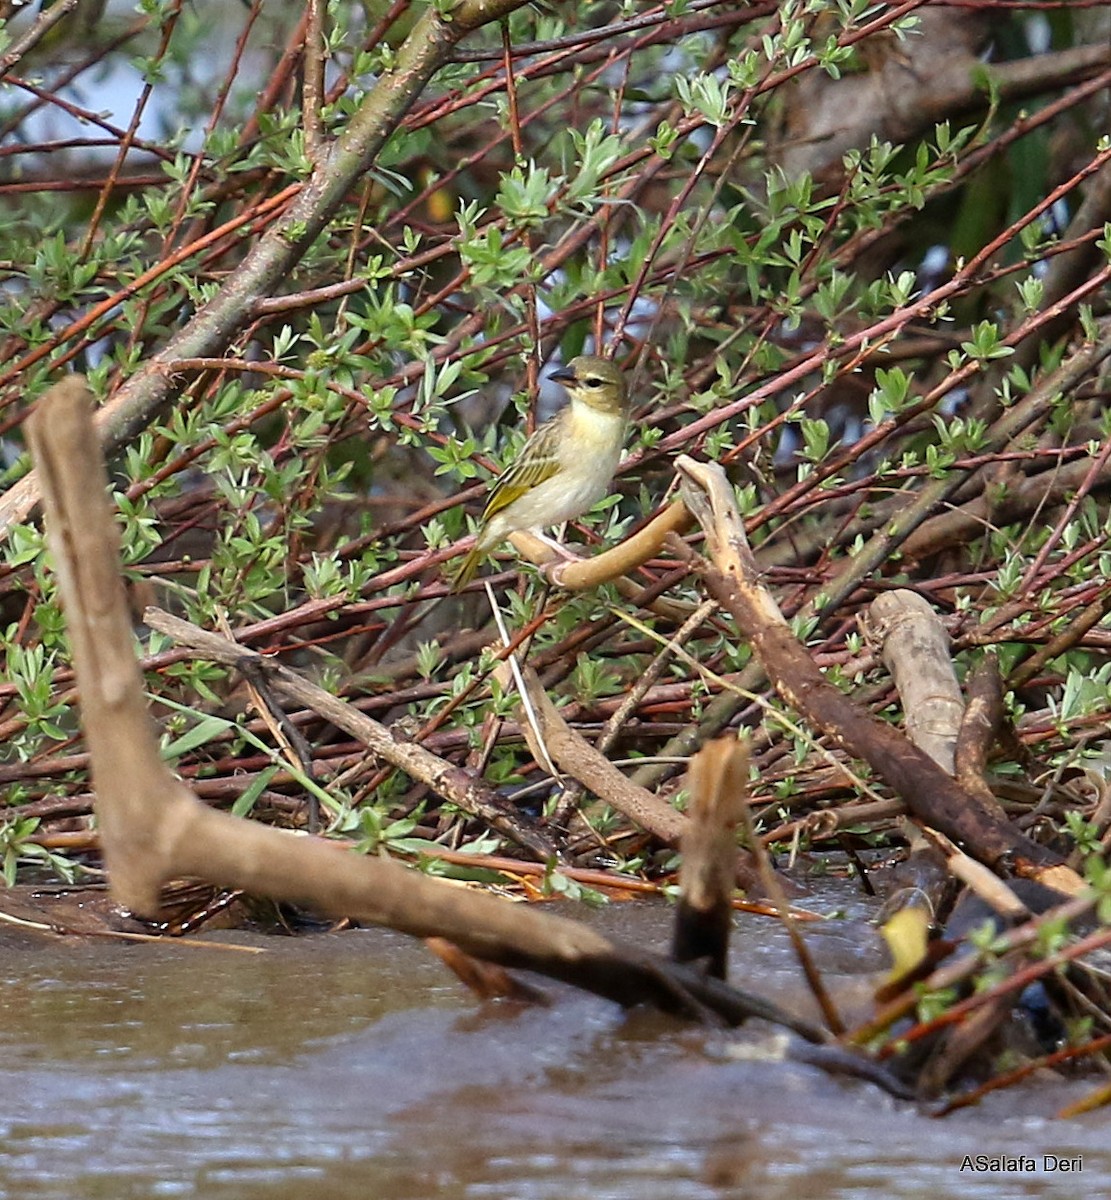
[0,0,531,539]
[497,658,687,845]
[144,606,556,860]
[954,653,1007,809]
[861,589,964,774]
[498,658,765,894]
[673,455,1082,891]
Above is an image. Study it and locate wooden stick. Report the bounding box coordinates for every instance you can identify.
[145,606,556,861]
[671,738,747,979]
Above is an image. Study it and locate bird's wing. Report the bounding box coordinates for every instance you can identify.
[482,418,563,521]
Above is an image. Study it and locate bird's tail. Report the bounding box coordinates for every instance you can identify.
[450,544,483,593]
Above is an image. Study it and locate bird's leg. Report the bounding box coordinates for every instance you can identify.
[531,524,581,562]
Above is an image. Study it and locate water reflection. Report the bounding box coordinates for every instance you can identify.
[0,905,1107,1199]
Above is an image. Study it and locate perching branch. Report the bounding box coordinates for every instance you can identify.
[507,499,694,620]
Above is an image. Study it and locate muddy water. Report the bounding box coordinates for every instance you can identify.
[0,896,1108,1200]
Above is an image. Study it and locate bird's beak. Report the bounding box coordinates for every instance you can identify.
[549,368,576,384]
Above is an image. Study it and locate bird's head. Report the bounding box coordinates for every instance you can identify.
[550,354,628,416]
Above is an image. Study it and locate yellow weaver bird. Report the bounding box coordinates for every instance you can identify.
[451,354,629,591]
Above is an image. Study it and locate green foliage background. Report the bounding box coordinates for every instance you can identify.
[0,0,1109,884]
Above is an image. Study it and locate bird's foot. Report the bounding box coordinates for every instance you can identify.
[532,530,581,561]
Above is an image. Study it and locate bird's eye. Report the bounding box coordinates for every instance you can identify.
[583,377,605,387]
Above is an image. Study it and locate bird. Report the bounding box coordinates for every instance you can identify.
[451,354,629,591]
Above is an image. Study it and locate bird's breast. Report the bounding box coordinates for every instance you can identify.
[503,406,624,532]
[560,402,626,463]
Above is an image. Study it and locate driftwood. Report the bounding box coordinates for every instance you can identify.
[671,455,1083,894]
[667,736,845,1033]
[28,376,828,1038]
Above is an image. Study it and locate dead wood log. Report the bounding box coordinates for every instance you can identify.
[864,596,1030,910]
[27,376,828,1040]
[861,590,964,774]
[671,455,1081,893]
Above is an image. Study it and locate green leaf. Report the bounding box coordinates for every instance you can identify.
[161,713,233,761]
[232,766,280,818]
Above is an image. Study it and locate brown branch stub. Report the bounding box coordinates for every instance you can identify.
[671,737,747,979]
[674,455,765,597]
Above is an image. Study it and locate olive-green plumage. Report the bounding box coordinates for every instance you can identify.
[451,355,629,591]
